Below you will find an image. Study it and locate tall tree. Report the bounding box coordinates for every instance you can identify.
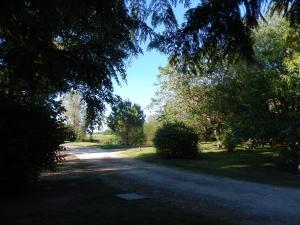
[107,100,145,146]
[63,91,87,141]
[151,64,222,144]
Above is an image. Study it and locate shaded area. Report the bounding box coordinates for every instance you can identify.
[0,169,235,225]
[17,146,300,225]
[61,148,300,225]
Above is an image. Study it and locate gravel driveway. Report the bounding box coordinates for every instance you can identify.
[64,146,300,225]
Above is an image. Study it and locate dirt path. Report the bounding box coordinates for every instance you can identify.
[61,146,300,225]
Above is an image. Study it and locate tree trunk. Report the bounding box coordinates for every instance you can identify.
[125,129,129,146]
[214,126,222,149]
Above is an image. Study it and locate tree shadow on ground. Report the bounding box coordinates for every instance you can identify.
[0,169,235,225]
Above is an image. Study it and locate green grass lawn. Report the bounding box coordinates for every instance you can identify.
[0,168,236,225]
[122,142,300,188]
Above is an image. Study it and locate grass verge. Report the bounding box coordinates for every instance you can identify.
[122,143,300,188]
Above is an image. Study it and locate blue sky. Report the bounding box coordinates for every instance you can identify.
[113,2,196,117]
[113,46,167,115]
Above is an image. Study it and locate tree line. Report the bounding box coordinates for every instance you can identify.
[152,17,300,154]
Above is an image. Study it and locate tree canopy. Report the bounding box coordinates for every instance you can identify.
[107,100,145,146]
[149,0,300,61]
[0,0,146,185]
[2,0,300,116]
[152,17,300,150]
[0,1,149,123]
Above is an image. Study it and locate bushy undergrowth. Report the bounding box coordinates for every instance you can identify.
[153,123,199,159]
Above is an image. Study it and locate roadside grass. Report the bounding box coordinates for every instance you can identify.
[0,169,236,225]
[122,143,300,188]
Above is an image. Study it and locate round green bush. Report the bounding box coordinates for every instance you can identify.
[153,123,199,159]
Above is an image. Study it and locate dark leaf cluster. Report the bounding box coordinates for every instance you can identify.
[149,0,300,62]
[0,96,66,189]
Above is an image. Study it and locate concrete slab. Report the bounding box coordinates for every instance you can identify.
[115,193,145,200]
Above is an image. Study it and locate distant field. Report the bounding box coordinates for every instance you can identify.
[64,141,123,149]
[122,142,300,188]
[65,133,122,149]
[64,141,102,148]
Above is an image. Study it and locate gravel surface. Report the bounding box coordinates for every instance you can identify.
[62,146,300,225]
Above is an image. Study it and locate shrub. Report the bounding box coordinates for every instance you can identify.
[277,147,300,172]
[153,122,199,159]
[0,97,65,189]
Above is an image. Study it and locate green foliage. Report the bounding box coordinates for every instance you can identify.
[0,1,145,122]
[211,18,300,147]
[107,100,145,146]
[143,116,160,146]
[149,1,300,62]
[76,127,87,142]
[0,1,147,185]
[220,129,241,152]
[98,134,120,146]
[128,127,145,146]
[153,122,199,159]
[153,17,300,154]
[150,64,221,142]
[0,97,65,188]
